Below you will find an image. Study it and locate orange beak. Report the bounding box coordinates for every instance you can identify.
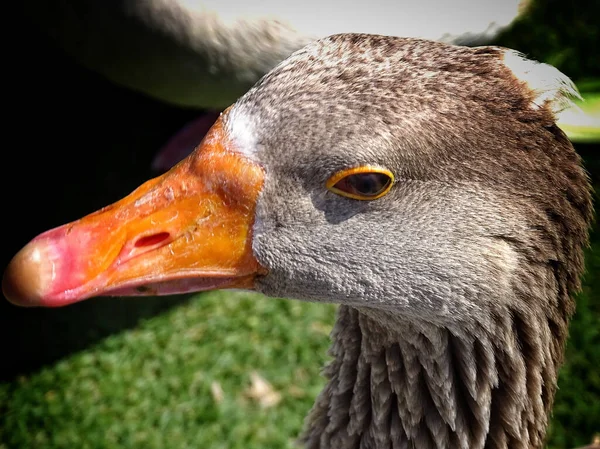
[2,117,266,307]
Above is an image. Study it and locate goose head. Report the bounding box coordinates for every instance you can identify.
[3,34,592,448]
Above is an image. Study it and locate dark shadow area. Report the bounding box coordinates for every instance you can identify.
[2,16,199,381]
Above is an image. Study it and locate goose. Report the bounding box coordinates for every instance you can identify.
[2,34,593,449]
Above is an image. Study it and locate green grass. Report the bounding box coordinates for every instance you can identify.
[0,294,337,449]
[559,90,600,144]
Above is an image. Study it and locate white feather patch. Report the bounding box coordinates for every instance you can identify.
[501,49,581,116]
[224,108,258,159]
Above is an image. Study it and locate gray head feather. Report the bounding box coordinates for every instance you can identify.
[225,34,592,449]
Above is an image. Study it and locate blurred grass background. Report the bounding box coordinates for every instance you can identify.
[1,0,599,448]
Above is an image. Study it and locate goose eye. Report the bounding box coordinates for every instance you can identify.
[326,167,394,200]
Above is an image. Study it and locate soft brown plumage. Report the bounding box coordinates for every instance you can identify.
[234,35,592,448]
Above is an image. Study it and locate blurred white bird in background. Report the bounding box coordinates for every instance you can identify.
[26,0,597,169]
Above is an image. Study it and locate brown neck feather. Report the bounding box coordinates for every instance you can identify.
[301,302,568,449]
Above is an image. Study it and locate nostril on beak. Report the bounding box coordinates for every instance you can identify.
[134,232,171,248]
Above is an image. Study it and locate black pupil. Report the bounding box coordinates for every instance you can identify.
[345,173,390,196]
